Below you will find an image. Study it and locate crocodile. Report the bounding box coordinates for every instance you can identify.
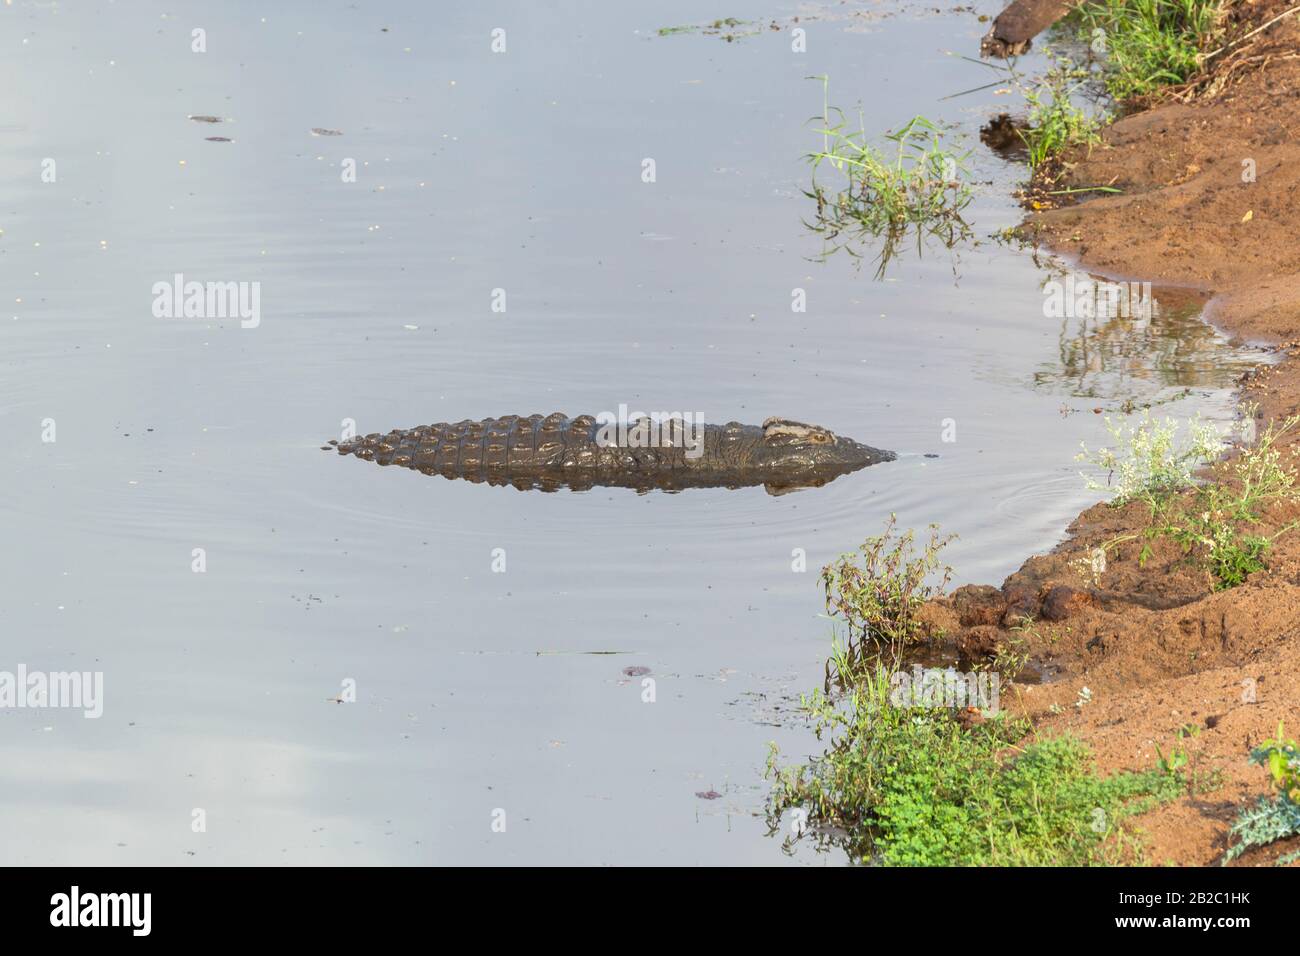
[327,414,893,494]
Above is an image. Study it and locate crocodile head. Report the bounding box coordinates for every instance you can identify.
[755,418,893,494]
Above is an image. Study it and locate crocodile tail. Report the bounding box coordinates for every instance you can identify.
[329,413,605,485]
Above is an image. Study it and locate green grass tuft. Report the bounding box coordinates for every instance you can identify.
[1018,65,1105,170]
[1077,0,1224,99]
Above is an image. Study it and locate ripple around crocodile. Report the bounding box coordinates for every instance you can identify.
[327,414,894,494]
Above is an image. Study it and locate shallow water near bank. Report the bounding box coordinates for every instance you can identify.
[0,0,1261,864]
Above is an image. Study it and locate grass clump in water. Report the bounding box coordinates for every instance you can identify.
[805,77,973,275]
[1077,0,1224,99]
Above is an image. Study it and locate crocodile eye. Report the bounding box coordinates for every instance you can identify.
[763,419,835,445]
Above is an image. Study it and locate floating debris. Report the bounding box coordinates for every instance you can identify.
[205,136,232,142]
[311,127,343,136]
[187,114,224,123]
[695,789,722,800]
[622,665,652,677]
[534,649,634,656]
[658,17,758,39]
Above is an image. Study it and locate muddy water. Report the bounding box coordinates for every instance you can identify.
[0,1,1260,864]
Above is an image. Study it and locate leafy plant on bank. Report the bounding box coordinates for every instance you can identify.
[819,514,954,671]
[1156,723,1223,796]
[1077,408,1300,589]
[1223,722,1300,864]
[1017,62,1106,170]
[1078,409,1225,504]
[766,646,1183,865]
[769,522,1184,865]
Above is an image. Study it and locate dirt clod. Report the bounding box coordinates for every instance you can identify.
[1041,585,1094,622]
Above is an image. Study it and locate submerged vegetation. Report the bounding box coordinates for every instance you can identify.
[768,518,1183,865]
[1224,723,1300,864]
[804,77,973,276]
[1077,408,1300,589]
[657,17,761,41]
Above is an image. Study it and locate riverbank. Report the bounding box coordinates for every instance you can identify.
[941,0,1300,865]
